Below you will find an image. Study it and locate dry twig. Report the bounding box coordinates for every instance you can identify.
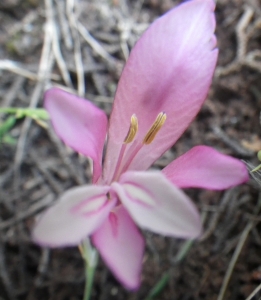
[217,192,261,300]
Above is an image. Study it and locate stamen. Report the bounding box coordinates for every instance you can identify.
[124,114,138,144]
[143,112,167,144]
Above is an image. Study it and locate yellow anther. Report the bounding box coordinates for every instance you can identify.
[143,112,167,145]
[124,114,138,144]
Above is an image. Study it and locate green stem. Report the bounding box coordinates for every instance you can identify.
[80,238,98,300]
[83,262,96,300]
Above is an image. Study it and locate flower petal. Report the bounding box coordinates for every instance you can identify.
[32,185,115,247]
[44,88,108,182]
[92,205,144,290]
[112,171,202,238]
[103,0,218,183]
[162,146,249,189]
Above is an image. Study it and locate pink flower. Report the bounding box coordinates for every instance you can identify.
[33,0,248,290]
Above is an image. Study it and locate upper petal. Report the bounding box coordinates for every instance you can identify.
[162,146,249,189]
[112,171,202,239]
[92,205,144,290]
[44,88,108,183]
[103,0,218,183]
[32,185,115,247]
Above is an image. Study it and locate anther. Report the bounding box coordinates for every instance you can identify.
[143,112,167,144]
[124,114,138,144]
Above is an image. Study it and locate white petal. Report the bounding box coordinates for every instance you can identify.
[112,171,202,238]
[33,185,115,247]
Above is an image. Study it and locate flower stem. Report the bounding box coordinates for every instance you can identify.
[79,238,98,300]
[83,261,96,300]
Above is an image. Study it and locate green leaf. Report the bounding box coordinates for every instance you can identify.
[0,108,49,121]
[0,116,16,139]
[145,272,170,300]
[2,135,17,145]
[174,239,194,263]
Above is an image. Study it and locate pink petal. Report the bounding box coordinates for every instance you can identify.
[32,185,115,247]
[162,146,249,189]
[44,88,108,183]
[103,0,218,183]
[92,205,144,290]
[112,171,202,239]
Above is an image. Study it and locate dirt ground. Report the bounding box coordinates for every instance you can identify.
[1,0,261,299]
